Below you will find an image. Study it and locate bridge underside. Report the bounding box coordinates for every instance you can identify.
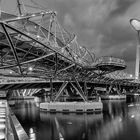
[0,11,129,99]
[0,79,137,91]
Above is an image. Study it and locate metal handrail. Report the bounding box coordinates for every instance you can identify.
[96,56,126,66]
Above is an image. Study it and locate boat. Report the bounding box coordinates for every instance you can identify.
[98,86,126,100]
[8,100,15,106]
[0,91,7,99]
[100,94,126,100]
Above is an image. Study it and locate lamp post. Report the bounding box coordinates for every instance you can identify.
[130,19,140,80]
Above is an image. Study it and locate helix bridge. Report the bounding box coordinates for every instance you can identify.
[0,10,128,98]
[0,1,138,139]
[0,11,126,80]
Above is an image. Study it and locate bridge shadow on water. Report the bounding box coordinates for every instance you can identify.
[10,95,140,140]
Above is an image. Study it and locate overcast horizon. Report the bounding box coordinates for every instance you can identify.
[1,0,140,76]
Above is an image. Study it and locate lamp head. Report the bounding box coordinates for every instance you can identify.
[28,67,33,71]
[130,19,140,31]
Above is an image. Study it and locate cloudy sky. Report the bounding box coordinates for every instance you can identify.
[1,0,140,75]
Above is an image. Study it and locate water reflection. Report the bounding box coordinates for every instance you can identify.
[55,117,64,140]
[40,112,103,140]
[29,128,36,140]
[11,97,140,140]
[92,100,127,140]
[94,116,123,140]
[103,100,127,120]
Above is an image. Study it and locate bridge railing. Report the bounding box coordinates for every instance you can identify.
[0,77,47,84]
[105,70,133,80]
[95,56,126,66]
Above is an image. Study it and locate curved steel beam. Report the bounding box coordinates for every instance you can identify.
[2,22,84,69]
[1,23,23,75]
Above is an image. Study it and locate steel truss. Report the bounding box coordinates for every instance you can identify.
[0,11,126,79]
[0,11,128,99]
[53,80,87,102]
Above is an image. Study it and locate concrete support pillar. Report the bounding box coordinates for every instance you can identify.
[70,79,87,102]
[44,93,47,102]
[50,78,53,101]
[84,81,88,96]
[53,81,68,102]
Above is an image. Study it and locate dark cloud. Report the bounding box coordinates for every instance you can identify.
[122,44,136,61]
[35,0,140,74]
[98,25,136,49]
[110,0,137,16]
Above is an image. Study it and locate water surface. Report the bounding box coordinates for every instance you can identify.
[11,97,140,140]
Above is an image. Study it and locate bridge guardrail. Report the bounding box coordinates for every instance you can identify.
[0,78,47,84]
[96,56,126,66]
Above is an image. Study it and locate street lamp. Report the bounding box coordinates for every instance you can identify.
[28,66,33,72]
[130,19,140,80]
[129,74,133,78]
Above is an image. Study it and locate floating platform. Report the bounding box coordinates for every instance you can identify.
[100,95,126,100]
[40,101,103,113]
[8,100,15,106]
